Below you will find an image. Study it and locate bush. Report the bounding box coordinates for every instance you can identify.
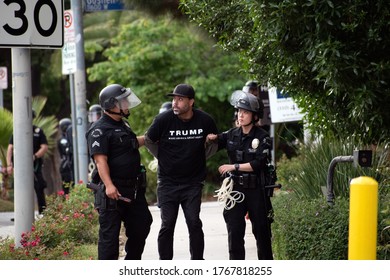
[272,138,390,259]
[272,185,389,260]
[0,184,99,260]
[277,138,389,199]
[272,194,349,259]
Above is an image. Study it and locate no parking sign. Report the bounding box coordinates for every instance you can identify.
[0,67,8,89]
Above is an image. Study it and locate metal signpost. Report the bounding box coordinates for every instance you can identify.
[0,0,64,247]
[62,9,79,182]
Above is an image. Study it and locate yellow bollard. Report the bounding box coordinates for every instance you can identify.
[348,176,378,260]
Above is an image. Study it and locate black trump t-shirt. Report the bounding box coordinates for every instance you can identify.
[146,108,218,184]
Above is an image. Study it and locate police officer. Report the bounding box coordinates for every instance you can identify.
[243,80,270,132]
[88,104,103,124]
[158,101,172,114]
[207,91,273,260]
[87,104,103,179]
[6,110,49,215]
[58,118,73,194]
[86,84,153,260]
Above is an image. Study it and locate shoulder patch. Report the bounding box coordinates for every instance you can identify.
[91,128,103,138]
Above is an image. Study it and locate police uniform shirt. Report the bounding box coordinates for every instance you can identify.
[146,108,218,184]
[86,114,141,180]
[217,126,271,176]
[9,125,48,167]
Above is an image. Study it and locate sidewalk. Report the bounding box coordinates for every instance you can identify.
[0,201,258,260]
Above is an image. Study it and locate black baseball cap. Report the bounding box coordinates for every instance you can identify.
[167,84,195,99]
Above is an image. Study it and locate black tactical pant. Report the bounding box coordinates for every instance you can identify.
[34,171,47,214]
[98,187,153,260]
[157,182,204,260]
[223,184,273,260]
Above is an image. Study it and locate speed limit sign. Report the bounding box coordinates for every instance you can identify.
[0,0,63,48]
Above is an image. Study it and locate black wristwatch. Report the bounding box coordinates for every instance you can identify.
[234,163,240,171]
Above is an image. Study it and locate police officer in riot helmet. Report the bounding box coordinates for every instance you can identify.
[159,101,172,114]
[242,80,264,119]
[243,80,271,132]
[86,84,152,260]
[207,91,274,260]
[243,80,260,97]
[88,104,103,124]
[58,118,73,194]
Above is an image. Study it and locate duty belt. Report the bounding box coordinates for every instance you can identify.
[112,178,138,187]
[225,172,258,188]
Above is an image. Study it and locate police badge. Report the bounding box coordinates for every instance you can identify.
[251,138,260,150]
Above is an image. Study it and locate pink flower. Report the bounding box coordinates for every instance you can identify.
[63,251,69,256]
[57,190,65,196]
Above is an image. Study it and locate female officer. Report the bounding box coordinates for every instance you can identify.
[207,91,273,260]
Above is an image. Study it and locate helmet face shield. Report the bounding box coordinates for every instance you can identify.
[115,88,141,111]
[88,111,101,123]
[231,90,259,113]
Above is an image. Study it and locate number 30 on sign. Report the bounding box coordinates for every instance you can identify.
[0,0,63,48]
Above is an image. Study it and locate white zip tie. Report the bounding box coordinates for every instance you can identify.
[148,158,158,173]
[214,175,245,210]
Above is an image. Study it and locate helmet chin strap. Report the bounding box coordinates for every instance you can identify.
[106,109,130,118]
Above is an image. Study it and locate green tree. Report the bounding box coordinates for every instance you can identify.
[86,13,249,190]
[87,13,246,135]
[180,0,390,144]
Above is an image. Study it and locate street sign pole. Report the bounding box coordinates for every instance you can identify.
[71,0,88,183]
[11,48,35,247]
[1,0,64,246]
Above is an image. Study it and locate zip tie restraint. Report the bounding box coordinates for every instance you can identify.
[148,157,158,173]
[214,174,245,210]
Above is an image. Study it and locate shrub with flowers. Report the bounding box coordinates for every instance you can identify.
[0,183,99,260]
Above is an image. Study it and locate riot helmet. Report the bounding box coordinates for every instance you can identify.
[159,101,172,114]
[99,84,141,118]
[88,104,102,123]
[242,80,260,97]
[230,90,263,122]
[59,118,72,133]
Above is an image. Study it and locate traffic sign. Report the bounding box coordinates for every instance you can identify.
[84,0,125,12]
[62,10,76,74]
[0,0,64,48]
[0,67,8,89]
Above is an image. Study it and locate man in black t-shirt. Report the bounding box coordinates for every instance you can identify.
[141,83,218,260]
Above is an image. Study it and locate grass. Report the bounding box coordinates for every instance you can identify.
[0,199,14,212]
